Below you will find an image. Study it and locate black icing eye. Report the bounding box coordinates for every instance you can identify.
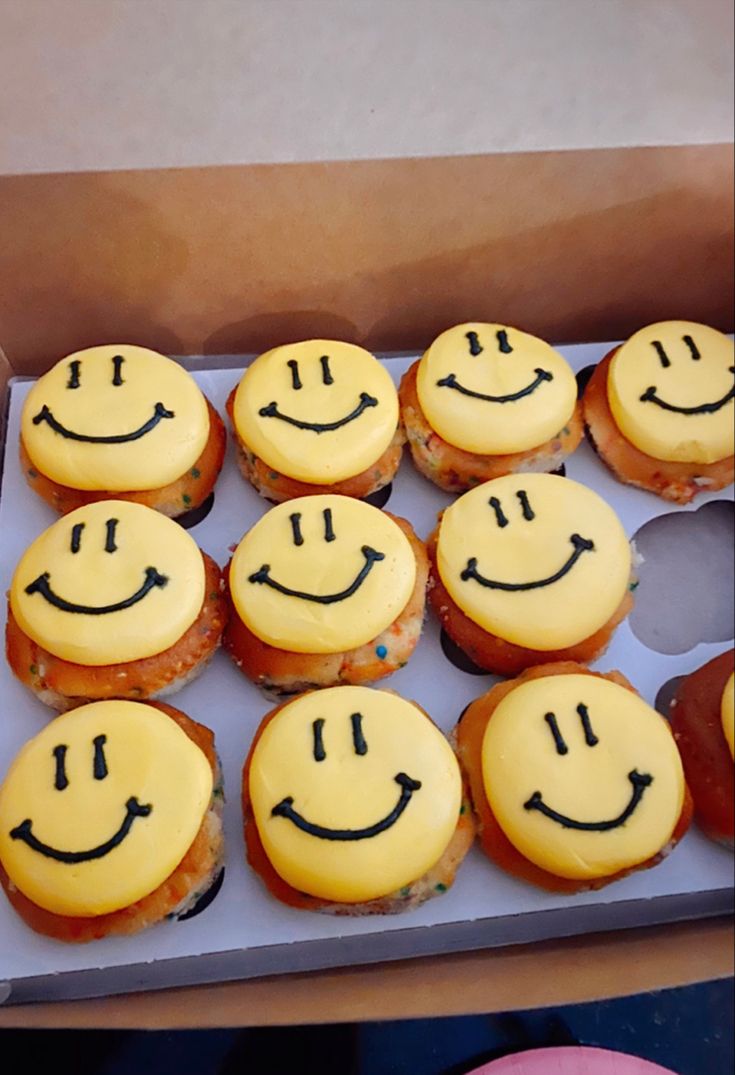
[104,519,118,554]
[516,490,535,521]
[489,497,509,528]
[577,703,599,747]
[544,713,568,756]
[70,522,85,553]
[466,331,483,356]
[67,360,81,389]
[350,713,368,755]
[290,512,304,547]
[323,508,336,543]
[312,719,326,762]
[683,334,701,361]
[287,359,302,390]
[651,341,671,369]
[496,329,513,354]
[53,745,69,791]
[93,735,109,780]
[320,355,334,385]
[112,355,125,385]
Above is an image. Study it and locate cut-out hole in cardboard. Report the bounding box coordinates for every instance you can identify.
[576,364,596,398]
[176,491,215,530]
[630,500,734,655]
[440,628,491,676]
[654,675,686,720]
[363,482,393,509]
[174,867,225,921]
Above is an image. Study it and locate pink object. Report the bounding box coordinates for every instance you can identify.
[466,1046,679,1075]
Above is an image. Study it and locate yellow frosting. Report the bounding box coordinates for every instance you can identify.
[249,686,461,902]
[21,345,210,491]
[481,674,685,880]
[10,500,206,665]
[437,474,631,650]
[607,321,735,464]
[416,322,577,454]
[0,701,213,916]
[232,340,399,483]
[722,672,735,760]
[229,495,416,654]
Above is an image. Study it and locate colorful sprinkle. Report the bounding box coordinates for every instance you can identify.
[29,664,37,676]
[182,494,192,506]
[435,882,447,893]
[376,644,388,659]
[629,580,640,591]
[27,468,38,478]
[191,467,201,479]
[400,886,412,897]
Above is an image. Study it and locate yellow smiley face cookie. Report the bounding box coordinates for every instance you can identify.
[416,323,577,454]
[232,340,399,484]
[722,673,735,759]
[10,500,206,665]
[481,674,685,880]
[21,345,210,491]
[229,495,416,653]
[437,474,631,650]
[248,686,462,902]
[0,701,213,916]
[607,321,735,463]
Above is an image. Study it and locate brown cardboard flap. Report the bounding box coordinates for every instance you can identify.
[0,144,732,374]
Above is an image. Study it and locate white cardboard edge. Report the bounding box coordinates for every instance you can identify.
[0,344,732,1006]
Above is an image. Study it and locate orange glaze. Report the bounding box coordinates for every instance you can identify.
[583,352,734,504]
[669,650,735,846]
[5,553,227,708]
[455,662,693,893]
[426,529,634,676]
[20,399,226,518]
[0,703,222,942]
[226,387,404,501]
[399,361,584,492]
[223,514,428,692]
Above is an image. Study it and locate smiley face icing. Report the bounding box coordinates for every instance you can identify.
[248,686,462,902]
[10,500,205,665]
[437,474,631,651]
[607,321,735,464]
[481,674,685,880]
[21,345,210,491]
[229,495,416,653]
[0,701,212,917]
[416,323,577,454]
[722,673,735,759]
[232,340,399,484]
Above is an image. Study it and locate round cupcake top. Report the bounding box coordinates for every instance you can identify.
[436,474,631,650]
[481,674,685,880]
[248,686,462,903]
[607,321,735,464]
[0,701,213,916]
[722,672,735,759]
[21,345,210,491]
[232,340,399,484]
[416,323,577,454]
[229,495,416,654]
[10,500,206,665]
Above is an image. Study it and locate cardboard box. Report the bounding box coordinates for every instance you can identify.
[0,0,732,1028]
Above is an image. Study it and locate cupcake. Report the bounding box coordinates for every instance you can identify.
[223,495,428,694]
[6,500,227,710]
[20,344,226,517]
[399,323,583,492]
[227,339,403,502]
[669,650,734,847]
[0,700,224,942]
[242,686,474,913]
[582,321,734,503]
[427,473,635,676]
[454,663,692,893]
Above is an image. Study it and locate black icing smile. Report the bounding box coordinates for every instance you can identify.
[639,368,735,415]
[248,545,385,604]
[524,770,653,831]
[271,772,422,841]
[436,368,553,402]
[24,567,169,614]
[32,402,175,443]
[258,392,379,432]
[461,533,594,592]
[9,797,152,863]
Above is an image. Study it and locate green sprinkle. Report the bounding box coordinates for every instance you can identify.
[209,592,219,601]
[269,472,279,480]
[400,886,411,897]
[29,664,38,676]
[562,426,571,436]
[191,467,201,479]
[27,468,38,478]
[435,882,447,893]
[182,494,192,506]
[629,580,640,592]
[459,804,466,815]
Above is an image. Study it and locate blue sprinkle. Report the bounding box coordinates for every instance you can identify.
[376,644,388,659]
